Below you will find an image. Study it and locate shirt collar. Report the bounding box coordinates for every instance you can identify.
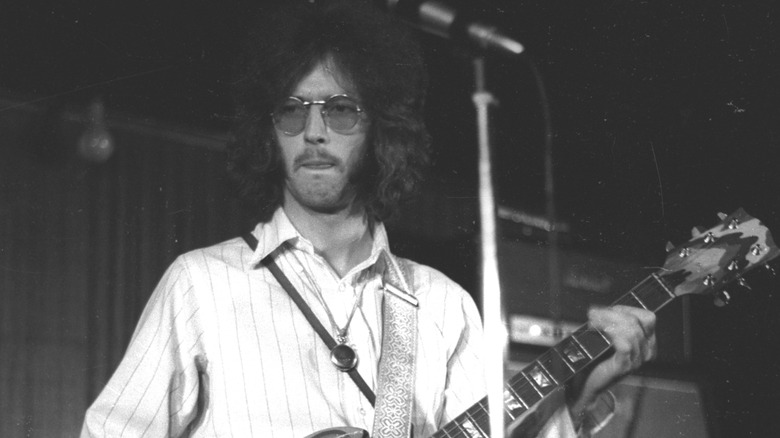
[246,207,392,274]
[246,208,301,267]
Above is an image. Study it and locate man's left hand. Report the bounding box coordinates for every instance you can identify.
[569,305,657,421]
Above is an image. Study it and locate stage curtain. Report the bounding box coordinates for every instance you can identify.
[0,103,247,437]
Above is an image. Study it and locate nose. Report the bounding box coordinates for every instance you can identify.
[303,106,328,145]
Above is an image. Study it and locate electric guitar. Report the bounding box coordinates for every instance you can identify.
[306,208,779,438]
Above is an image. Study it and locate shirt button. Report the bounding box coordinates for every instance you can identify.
[359,407,366,416]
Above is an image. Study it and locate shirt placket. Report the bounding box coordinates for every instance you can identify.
[342,271,383,429]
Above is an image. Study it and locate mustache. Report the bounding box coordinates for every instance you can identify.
[293,149,342,169]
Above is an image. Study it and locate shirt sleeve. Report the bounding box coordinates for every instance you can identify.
[438,287,488,424]
[81,257,205,438]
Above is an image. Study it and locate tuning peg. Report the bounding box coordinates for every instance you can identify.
[703,274,716,287]
[704,232,717,243]
[717,212,728,220]
[666,241,675,252]
[751,244,764,256]
[727,260,739,271]
[691,226,705,238]
[766,264,777,277]
[737,277,752,290]
[714,290,731,307]
[728,218,740,230]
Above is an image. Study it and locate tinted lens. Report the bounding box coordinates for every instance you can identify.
[272,99,307,134]
[272,95,363,135]
[323,96,361,131]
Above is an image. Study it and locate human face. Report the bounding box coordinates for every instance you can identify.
[276,61,369,214]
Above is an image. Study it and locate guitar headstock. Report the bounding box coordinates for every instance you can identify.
[662,208,779,300]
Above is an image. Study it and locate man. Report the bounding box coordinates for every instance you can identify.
[82,1,656,436]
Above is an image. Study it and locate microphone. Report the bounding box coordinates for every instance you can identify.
[379,0,524,55]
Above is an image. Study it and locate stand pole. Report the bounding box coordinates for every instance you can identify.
[472,56,506,438]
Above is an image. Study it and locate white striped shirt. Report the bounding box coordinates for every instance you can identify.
[82,208,576,437]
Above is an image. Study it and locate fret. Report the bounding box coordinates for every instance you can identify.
[522,373,544,397]
[462,410,487,438]
[652,272,676,298]
[505,385,528,411]
[503,406,516,422]
[474,399,491,432]
[524,362,557,395]
[438,427,454,438]
[537,349,575,383]
[503,407,517,426]
[508,373,543,408]
[446,415,472,438]
[625,290,648,309]
[429,425,444,438]
[569,335,592,360]
[572,326,612,359]
[533,360,558,386]
[435,413,475,438]
[480,401,497,436]
[636,274,676,310]
[452,421,471,438]
[430,395,516,438]
[503,387,524,420]
[556,336,592,371]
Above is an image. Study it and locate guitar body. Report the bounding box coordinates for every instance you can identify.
[306,209,778,438]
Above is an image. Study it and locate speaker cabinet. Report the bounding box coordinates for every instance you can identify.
[499,239,645,322]
[499,239,692,364]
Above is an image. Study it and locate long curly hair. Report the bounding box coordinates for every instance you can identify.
[226,0,431,223]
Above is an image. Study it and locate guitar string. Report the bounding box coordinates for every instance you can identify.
[436,265,749,437]
[430,416,460,438]
[442,407,487,438]
[434,276,672,438]
[500,276,667,419]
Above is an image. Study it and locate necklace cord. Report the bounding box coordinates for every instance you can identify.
[243,233,376,406]
[294,249,366,344]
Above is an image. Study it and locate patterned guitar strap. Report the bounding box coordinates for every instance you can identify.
[372,250,419,438]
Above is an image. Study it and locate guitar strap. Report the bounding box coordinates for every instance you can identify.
[242,233,419,437]
[371,250,418,438]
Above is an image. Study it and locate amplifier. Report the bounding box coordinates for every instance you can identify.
[499,238,691,364]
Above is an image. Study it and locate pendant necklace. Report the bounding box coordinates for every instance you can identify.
[328,293,363,372]
[296,253,365,372]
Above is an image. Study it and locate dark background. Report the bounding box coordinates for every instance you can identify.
[2,0,779,436]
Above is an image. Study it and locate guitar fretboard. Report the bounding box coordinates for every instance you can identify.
[430,272,679,438]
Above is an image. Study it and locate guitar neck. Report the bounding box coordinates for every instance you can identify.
[430,272,678,438]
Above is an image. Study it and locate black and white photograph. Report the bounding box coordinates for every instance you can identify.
[2,1,779,437]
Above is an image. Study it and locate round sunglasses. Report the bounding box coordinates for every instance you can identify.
[271,94,366,136]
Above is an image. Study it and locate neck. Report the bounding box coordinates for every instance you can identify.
[283,200,374,278]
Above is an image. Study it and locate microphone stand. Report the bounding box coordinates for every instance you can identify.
[472,56,506,438]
